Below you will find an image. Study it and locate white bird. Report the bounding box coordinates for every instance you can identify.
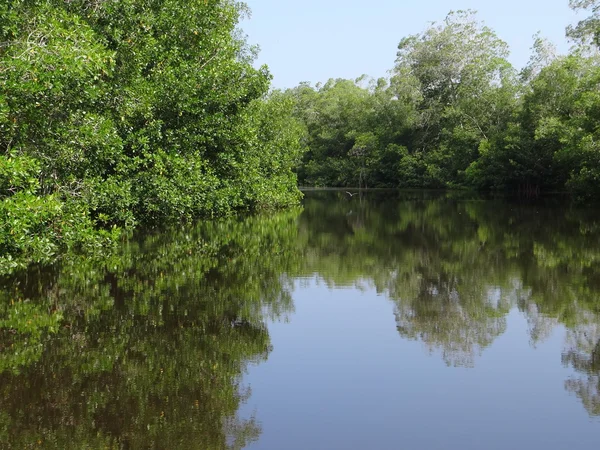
[346,191,358,197]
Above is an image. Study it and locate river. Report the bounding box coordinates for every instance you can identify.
[1,190,599,449]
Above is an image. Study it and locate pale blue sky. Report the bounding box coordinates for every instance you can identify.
[242,0,583,89]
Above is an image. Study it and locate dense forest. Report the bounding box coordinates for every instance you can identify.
[290,2,600,198]
[3,0,600,272]
[0,0,304,273]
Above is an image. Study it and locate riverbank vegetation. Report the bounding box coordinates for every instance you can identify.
[3,0,600,273]
[0,0,303,274]
[290,2,600,199]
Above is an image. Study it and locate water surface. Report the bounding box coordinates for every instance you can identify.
[1,191,600,449]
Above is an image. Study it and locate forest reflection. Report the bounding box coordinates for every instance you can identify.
[297,191,600,413]
[1,191,600,447]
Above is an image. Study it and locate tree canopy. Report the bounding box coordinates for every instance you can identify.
[291,4,600,199]
[0,0,304,273]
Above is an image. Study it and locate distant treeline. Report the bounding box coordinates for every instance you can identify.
[288,4,600,198]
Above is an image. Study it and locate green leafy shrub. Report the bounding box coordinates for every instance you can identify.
[0,1,304,273]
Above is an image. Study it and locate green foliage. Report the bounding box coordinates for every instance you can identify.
[392,10,519,187]
[0,0,304,273]
[0,154,119,274]
[567,0,600,47]
[292,11,519,190]
[470,54,600,194]
[292,6,600,199]
[288,77,418,188]
[0,155,40,197]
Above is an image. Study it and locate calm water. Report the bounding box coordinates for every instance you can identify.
[1,191,600,449]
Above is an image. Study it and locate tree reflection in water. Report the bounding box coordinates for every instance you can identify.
[2,191,600,447]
